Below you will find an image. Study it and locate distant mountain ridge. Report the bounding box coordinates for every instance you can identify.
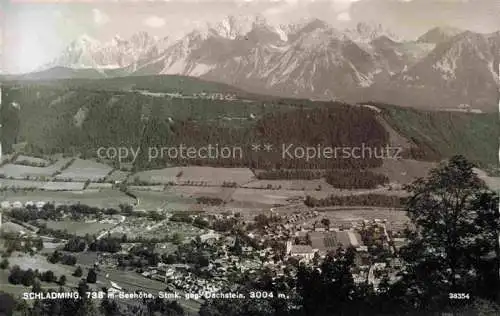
[44,31,171,72]
[417,26,464,44]
[31,16,500,111]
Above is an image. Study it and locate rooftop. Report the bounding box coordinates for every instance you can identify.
[307,230,364,251]
[291,245,314,254]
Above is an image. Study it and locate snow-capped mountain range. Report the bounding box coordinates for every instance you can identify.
[41,15,500,110]
[47,31,171,71]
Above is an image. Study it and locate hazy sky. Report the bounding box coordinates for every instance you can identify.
[2,0,499,74]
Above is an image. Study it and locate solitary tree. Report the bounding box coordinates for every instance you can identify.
[0,258,9,270]
[396,155,499,312]
[73,266,83,277]
[86,268,97,284]
[320,218,330,229]
[58,275,66,286]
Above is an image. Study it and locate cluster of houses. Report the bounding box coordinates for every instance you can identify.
[0,195,412,297]
[284,218,408,288]
[192,92,237,100]
[143,263,225,295]
[137,90,238,101]
[286,224,367,262]
[109,233,278,295]
[244,210,319,247]
[109,216,207,240]
[241,209,410,288]
[1,200,47,209]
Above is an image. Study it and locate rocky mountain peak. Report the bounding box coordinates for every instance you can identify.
[417,26,464,44]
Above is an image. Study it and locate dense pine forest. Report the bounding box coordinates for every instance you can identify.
[1,82,498,175]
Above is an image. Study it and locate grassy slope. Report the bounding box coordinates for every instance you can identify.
[379,104,498,168]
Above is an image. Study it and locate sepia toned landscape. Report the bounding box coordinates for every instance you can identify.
[0,0,498,315]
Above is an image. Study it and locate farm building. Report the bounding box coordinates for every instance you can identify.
[313,221,328,232]
[288,230,365,257]
[199,232,221,242]
[36,201,47,208]
[286,241,316,261]
[12,201,23,208]
[0,201,11,209]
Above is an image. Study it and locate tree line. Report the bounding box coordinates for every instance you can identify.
[304,194,403,208]
[8,265,67,287]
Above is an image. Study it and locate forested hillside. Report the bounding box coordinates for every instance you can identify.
[1,79,497,173]
[375,102,499,169]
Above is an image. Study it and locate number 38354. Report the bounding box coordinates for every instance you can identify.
[449,293,470,300]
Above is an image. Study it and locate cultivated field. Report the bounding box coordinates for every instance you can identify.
[167,186,236,201]
[1,189,134,209]
[131,166,255,186]
[131,190,196,211]
[41,181,87,191]
[229,188,302,207]
[0,157,73,179]
[0,179,86,191]
[0,164,56,179]
[86,183,114,189]
[49,158,76,171]
[178,167,255,186]
[167,185,407,208]
[304,187,409,199]
[14,155,51,166]
[130,167,183,184]
[106,169,130,182]
[41,220,115,236]
[231,187,408,206]
[54,158,113,182]
[128,185,165,192]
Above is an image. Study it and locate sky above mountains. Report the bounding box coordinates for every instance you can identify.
[2,0,499,74]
